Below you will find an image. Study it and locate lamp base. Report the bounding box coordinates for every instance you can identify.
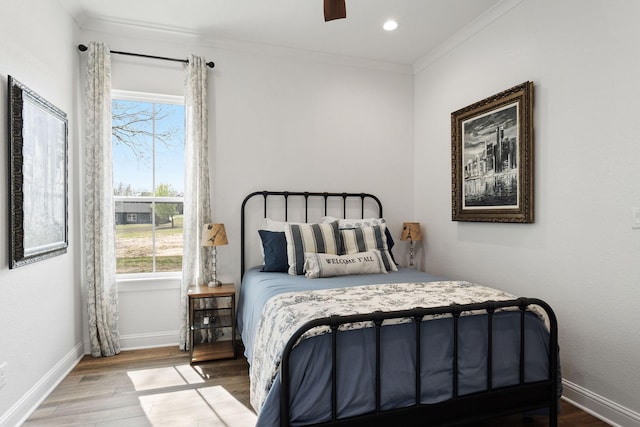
[207,280,222,288]
[408,240,416,269]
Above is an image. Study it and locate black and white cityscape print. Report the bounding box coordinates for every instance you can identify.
[462,102,519,208]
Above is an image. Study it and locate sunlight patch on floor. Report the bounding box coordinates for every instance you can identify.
[127,365,206,391]
[138,385,257,426]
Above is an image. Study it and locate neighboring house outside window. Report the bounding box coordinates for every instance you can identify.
[125,213,139,223]
[112,90,185,275]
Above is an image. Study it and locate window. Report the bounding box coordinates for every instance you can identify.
[112,91,185,275]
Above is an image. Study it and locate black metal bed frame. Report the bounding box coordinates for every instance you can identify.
[280,299,558,427]
[241,191,382,277]
[240,191,558,427]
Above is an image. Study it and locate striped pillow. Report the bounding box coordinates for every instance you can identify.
[285,221,341,275]
[321,216,397,265]
[340,224,398,272]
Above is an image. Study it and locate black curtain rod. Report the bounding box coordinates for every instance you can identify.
[77,44,214,68]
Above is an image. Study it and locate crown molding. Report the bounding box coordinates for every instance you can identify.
[413,0,523,74]
[77,15,413,75]
[203,36,414,75]
[77,13,202,39]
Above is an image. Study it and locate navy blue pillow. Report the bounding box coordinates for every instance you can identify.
[258,230,289,272]
[384,227,398,265]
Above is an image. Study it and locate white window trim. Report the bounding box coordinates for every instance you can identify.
[116,271,182,290]
[115,196,184,204]
[112,89,184,105]
[112,91,185,281]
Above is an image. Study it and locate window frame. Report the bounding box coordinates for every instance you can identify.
[112,90,185,280]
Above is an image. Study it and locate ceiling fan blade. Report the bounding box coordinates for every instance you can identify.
[324,0,346,22]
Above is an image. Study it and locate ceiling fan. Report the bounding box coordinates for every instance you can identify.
[324,0,346,21]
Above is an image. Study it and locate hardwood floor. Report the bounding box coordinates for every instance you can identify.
[24,347,255,426]
[24,346,610,426]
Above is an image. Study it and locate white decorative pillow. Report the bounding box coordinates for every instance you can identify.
[260,218,287,232]
[304,250,387,279]
[285,221,341,275]
[340,224,398,272]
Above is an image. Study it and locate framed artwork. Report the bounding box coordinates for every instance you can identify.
[8,76,68,268]
[451,81,534,223]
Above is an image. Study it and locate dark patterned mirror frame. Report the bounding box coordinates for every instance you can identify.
[8,76,68,268]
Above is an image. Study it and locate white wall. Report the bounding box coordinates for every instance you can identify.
[78,27,415,348]
[414,0,640,424]
[0,1,83,425]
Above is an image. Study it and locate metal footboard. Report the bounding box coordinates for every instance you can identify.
[280,298,558,427]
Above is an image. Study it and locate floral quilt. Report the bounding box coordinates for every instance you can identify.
[249,280,526,412]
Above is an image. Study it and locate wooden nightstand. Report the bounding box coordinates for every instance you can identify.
[187,283,237,363]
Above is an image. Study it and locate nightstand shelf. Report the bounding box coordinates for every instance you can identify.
[190,341,235,363]
[187,283,237,364]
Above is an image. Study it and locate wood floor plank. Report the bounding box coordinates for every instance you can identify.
[23,346,609,426]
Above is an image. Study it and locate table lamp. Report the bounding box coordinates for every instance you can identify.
[201,223,228,287]
[400,222,423,269]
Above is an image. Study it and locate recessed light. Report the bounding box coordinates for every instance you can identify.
[383,20,398,31]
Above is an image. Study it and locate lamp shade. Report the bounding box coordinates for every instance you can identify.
[400,222,423,241]
[201,223,229,246]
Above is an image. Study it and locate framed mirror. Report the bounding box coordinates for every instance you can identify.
[8,76,68,268]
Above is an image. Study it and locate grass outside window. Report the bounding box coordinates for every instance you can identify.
[116,215,183,274]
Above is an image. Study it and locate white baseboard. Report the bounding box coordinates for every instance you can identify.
[563,379,640,427]
[119,330,180,351]
[0,333,179,427]
[0,343,84,427]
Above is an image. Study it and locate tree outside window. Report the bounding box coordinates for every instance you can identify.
[112,92,185,274]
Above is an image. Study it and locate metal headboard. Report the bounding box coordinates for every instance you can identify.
[240,191,383,277]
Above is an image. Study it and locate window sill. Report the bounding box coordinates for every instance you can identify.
[116,273,181,292]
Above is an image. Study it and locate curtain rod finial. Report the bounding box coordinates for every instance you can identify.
[207,61,215,69]
[78,44,88,52]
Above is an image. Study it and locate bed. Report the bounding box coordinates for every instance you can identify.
[237,191,559,427]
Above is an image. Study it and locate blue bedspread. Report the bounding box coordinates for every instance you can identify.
[237,268,553,427]
[237,267,444,364]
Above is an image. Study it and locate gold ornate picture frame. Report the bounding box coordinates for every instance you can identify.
[451,81,534,223]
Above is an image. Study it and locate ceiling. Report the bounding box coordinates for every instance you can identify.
[58,0,503,65]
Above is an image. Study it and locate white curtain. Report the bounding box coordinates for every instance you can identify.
[180,55,213,351]
[84,42,120,357]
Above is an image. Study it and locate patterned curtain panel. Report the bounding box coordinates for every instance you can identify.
[84,42,120,357]
[180,55,213,351]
